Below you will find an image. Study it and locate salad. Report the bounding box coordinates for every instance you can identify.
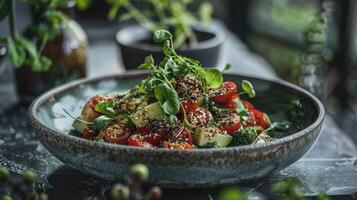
[69,30,288,149]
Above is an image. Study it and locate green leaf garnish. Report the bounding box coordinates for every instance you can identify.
[153,29,172,43]
[241,80,256,98]
[95,100,117,118]
[139,55,154,69]
[93,115,114,132]
[205,68,223,89]
[154,83,180,115]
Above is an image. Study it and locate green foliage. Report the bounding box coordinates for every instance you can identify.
[137,29,226,119]
[154,83,180,115]
[272,178,304,200]
[95,100,117,118]
[0,0,70,72]
[106,0,213,48]
[205,68,223,89]
[218,188,247,200]
[230,127,258,146]
[93,115,114,132]
[241,80,256,98]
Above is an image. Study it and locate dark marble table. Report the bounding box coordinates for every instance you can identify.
[0,23,357,200]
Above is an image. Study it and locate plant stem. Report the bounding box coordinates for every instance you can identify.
[9,0,18,40]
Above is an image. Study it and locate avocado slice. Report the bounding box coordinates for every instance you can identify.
[130,102,166,128]
[194,127,232,147]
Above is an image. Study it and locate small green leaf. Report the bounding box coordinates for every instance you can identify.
[7,37,26,68]
[76,0,92,11]
[241,80,256,98]
[205,68,223,89]
[95,100,117,118]
[93,115,113,131]
[139,55,154,69]
[154,83,180,115]
[223,63,231,72]
[199,2,213,24]
[168,114,177,124]
[153,29,172,43]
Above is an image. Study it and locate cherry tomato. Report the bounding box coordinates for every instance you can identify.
[187,107,213,126]
[242,100,254,110]
[176,75,203,98]
[217,113,241,134]
[103,124,131,144]
[179,99,199,114]
[88,95,109,110]
[171,127,193,144]
[210,81,238,104]
[128,135,154,148]
[162,141,194,149]
[224,95,239,109]
[82,127,95,140]
[247,109,270,129]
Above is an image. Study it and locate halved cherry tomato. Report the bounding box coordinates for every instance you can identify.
[88,95,109,110]
[224,95,239,109]
[247,109,270,129]
[128,135,154,148]
[162,141,194,149]
[179,99,199,114]
[103,124,131,144]
[171,127,193,144]
[210,81,238,104]
[242,100,254,110]
[225,96,255,111]
[187,107,213,126]
[217,113,241,134]
[82,127,95,140]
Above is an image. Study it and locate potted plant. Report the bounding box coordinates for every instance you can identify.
[107,0,225,69]
[0,0,87,102]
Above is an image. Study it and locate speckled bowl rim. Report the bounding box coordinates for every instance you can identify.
[29,71,325,155]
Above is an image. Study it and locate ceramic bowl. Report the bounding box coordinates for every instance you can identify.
[29,71,325,188]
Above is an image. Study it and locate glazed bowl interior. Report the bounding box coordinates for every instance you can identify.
[35,73,320,142]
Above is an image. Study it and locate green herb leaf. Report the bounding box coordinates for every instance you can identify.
[198,2,213,24]
[154,83,180,115]
[139,55,154,69]
[93,115,113,132]
[6,37,26,68]
[218,187,247,200]
[205,68,223,89]
[0,0,9,22]
[223,63,231,72]
[95,101,117,118]
[241,80,256,98]
[153,29,172,43]
[168,114,177,124]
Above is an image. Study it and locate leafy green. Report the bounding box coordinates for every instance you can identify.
[230,127,258,146]
[106,0,212,48]
[223,63,231,72]
[93,115,114,132]
[154,83,180,115]
[200,141,220,148]
[95,100,117,118]
[241,80,256,98]
[139,55,155,69]
[6,37,25,68]
[153,29,172,43]
[218,188,247,200]
[205,68,223,89]
[272,177,304,200]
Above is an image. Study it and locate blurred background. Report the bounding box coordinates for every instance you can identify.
[1,0,357,142]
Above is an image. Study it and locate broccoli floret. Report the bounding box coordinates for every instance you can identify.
[199,141,220,148]
[230,127,258,146]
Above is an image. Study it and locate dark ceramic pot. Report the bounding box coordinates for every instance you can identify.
[29,72,325,188]
[116,23,225,69]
